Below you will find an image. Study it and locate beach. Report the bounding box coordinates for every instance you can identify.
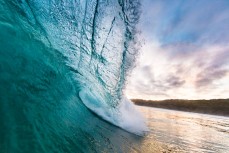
[136,106,229,153]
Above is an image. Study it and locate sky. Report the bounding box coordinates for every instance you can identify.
[125,0,229,100]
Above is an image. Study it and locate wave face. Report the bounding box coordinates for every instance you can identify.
[0,0,147,152]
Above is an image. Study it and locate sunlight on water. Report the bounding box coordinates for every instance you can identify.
[137,106,229,153]
[1,0,229,152]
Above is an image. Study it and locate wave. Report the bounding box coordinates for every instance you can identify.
[0,0,147,151]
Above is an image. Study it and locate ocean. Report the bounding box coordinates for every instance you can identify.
[0,0,147,152]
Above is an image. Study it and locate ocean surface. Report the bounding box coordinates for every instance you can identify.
[0,0,147,152]
[1,0,229,152]
[137,106,229,153]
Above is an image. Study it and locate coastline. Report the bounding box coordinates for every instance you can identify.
[132,99,229,117]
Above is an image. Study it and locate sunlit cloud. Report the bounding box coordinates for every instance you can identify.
[125,0,229,100]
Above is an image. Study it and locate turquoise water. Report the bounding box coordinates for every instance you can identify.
[0,0,148,152]
[1,1,228,153]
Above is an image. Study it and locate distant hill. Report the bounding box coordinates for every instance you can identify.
[131,99,229,116]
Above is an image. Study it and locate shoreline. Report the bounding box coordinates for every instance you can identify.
[132,99,229,117]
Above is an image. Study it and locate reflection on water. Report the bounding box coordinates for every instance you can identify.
[138,106,229,153]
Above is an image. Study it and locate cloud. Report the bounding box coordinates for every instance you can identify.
[165,75,185,88]
[192,45,229,88]
[126,0,229,100]
[140,0,229,45]
[126,42,229,99]
[196,68,228,87]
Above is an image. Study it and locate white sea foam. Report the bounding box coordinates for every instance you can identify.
[79,88,149,136]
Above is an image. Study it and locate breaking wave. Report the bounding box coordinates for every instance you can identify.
[0,0,147,152]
